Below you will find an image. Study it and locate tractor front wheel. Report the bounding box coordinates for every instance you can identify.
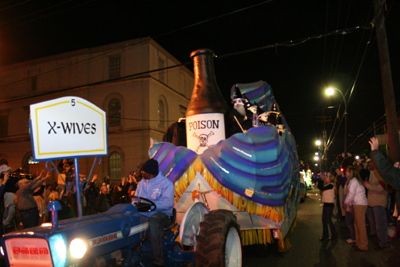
[195,210,242,267]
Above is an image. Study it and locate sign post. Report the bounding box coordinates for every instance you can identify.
[30,96,108,217]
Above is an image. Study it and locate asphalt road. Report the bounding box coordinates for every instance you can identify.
[243,188,400,267]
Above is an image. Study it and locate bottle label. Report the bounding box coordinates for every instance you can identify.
[186,113,225,154]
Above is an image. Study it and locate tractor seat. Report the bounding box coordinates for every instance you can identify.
[163,208,177,230]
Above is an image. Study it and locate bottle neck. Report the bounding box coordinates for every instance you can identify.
[186,49,229,117]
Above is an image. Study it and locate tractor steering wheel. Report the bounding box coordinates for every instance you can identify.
[131,196,157,212]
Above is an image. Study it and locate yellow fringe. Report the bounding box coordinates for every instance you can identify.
[200,162,283,223]
[240,229,273,246]
[238,215,297,250]
[278,214,298,252]
[172,158,298,250]
[173,157,202,204]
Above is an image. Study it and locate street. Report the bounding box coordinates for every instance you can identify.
[243,188,400,267]
[1,188,398,266]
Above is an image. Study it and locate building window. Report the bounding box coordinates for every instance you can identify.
[108,98,121,127]
[109,152,121,181]
[28,156,39,165]
[158,100,165,128]
[109,54,121,79]
[22,155,39,176]
[158,57,165,82]
[0,114,8,138]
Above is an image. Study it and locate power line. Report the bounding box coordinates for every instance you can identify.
[0,0,20,8]
[325,0,397,153]
[216,22,373,59]
[1,0,277,87]
[329,0,344,81]
[347,102,400,152]
[0,20,374,105]
[0,0,30,13]
[0,61,192,104]
[0,38,150,89]
[152,0,275,39]
[0,0,95,29]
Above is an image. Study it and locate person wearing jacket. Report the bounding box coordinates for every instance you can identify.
[95,185,111,213]
[134,159,174,267]
[364,160,390,249]
[16,170,50,229]
[318,173,338,241]
[344,166,368,251]
[369,137,400,214]
[85,174,99,215]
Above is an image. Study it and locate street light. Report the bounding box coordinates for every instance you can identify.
[325,87,348,154]
[315,139,322,172]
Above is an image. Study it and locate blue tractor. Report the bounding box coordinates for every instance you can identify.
[0,195,242,267]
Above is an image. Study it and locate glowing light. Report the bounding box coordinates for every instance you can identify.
[326,88,335,95]
[315,152,319,155]
[41,223,52,227]
[315,140,322,146]
[0,246,4,256]
[55,238,66,261]
[70,238,87,259]
[355,155,360,160]
[314,156,319,161]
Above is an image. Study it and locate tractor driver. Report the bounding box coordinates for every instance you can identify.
[134,158,174,267]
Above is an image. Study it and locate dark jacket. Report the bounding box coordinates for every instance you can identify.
[371,150,400,190]
[85,182,98,215]
[95,193,111,213]
[371,149,400,211]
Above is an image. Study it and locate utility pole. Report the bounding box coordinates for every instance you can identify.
[373,0,400,162]
[317,112,331,171]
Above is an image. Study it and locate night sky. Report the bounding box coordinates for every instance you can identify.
[1,0,399,164]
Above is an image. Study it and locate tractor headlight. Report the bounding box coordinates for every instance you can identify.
[70,238,87,259]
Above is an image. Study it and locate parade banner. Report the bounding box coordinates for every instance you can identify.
[30,96,107,160]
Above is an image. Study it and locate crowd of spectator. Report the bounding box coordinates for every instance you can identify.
[0,160,140,232]
[317,137,400,251]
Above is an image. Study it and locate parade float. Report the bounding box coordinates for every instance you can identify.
[0,49,300,267]
[150,49,301,252]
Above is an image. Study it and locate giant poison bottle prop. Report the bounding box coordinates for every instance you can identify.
[185,49,229,154]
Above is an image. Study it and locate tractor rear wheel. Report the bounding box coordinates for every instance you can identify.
[195,210,242,267]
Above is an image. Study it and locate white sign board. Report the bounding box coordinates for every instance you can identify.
[186,113,225,154]
[30,96,108,161]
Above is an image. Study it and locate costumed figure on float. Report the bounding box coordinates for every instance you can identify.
[151,49,301,252]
